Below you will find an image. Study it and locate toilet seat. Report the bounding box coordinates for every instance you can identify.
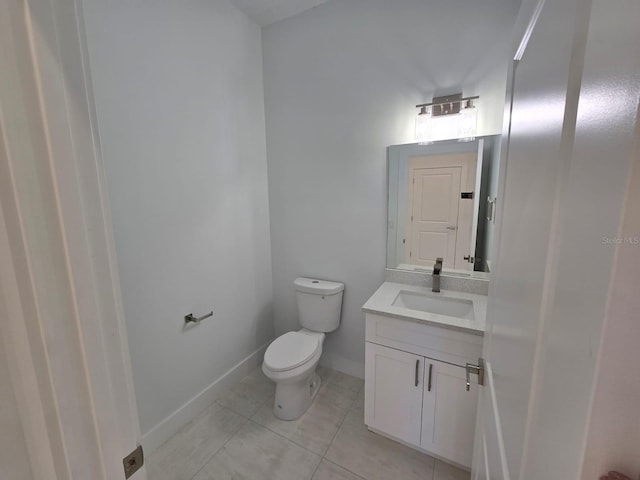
[264,331,320,372]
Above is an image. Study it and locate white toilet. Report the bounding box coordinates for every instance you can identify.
[262,277,344,420]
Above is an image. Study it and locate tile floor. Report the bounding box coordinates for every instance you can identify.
[147,366,470,480]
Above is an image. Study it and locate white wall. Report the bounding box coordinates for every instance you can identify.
[263,0,520,376]
[582,126,640,478]
[0,340,33,480]
[82,0,273,434]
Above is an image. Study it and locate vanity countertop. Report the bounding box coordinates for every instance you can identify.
[362,282,486,335]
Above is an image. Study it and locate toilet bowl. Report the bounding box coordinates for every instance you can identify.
[262,277,344,420]
[262,329,324,420]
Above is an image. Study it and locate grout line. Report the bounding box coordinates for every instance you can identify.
[247,373,359,456]
[245,417,325,457]
[170,366,453,480]
[245,376,364,479]
[320,398,354,457]
[177,367,365,480]
[320,381,363,458]
[148,396,242,466]
[214,371,275,419]
[308,457,322,480]
[188,413,251,480]
[321,458,368,480]
[184,370,265,479]
[223,369,325,455]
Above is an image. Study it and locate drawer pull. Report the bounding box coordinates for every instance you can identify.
[428,363,433,392]
[415,359,420,387]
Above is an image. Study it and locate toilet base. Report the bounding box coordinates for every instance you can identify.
[273,372,321,420]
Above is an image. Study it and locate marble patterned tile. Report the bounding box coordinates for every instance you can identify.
[145,403,246,480]
[349,386,364,416]
[148,367,449,480]
[312,459,366,480]
[316,367,364,397]
[251,378,355,455]
[193,421,321,480]
[216,366,275,418]
[433,459,471,480]
[325,409,436,480]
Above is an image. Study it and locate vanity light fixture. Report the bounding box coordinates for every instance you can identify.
[414,94,479,144]
[458,98,478,142]
[415,105,433,145]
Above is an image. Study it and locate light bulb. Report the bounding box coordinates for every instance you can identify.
[415,107,433,145]
[458,103,477,142]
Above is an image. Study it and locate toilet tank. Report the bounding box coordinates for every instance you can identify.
[294,277,344,333]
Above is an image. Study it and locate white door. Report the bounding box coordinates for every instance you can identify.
[472,0,640,478]
[421,359,479,469]
[0,0,144,478]
[364,343,423,446]
[407,167,461,269]
[472,363,507,480]
[471,0,580,476]
[406,153,477,270]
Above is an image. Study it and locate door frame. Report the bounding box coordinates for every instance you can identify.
[0,0,143,478]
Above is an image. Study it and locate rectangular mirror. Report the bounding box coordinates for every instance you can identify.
[387,136,501,276]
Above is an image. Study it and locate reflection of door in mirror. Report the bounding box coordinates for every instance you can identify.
[387,138,499,274]
[406,153,477,270]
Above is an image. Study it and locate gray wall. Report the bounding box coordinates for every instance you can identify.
[263,0,520,376]
[82,0,273,434]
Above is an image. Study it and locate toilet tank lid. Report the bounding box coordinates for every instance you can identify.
[294,277,344,295]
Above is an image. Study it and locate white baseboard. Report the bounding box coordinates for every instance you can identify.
[141,341,270,455]
[319,353,364,379]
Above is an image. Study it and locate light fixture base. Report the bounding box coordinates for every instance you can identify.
[431,93,463,116]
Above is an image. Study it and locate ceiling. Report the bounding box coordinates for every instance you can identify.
[230,0,332,26]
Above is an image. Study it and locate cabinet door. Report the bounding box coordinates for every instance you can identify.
[421,359,478,468]
[365,343,423,447]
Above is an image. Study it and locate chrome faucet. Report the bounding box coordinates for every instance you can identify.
[432,257,443,293]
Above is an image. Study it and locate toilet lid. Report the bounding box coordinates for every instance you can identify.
[264,332,319,372]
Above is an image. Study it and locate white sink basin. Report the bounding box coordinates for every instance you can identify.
[392,290,475,320]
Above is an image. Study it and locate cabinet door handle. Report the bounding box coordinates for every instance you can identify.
[415,359,420,387]
[428,363,433,392]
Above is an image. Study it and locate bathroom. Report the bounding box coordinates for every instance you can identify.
[0,0,639,479]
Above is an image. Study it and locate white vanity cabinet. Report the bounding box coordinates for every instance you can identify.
[365,343,424,446]
[420,358,479,467]
[364,313,482,469]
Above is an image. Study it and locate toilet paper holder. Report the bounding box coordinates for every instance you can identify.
[184,311,213,324]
